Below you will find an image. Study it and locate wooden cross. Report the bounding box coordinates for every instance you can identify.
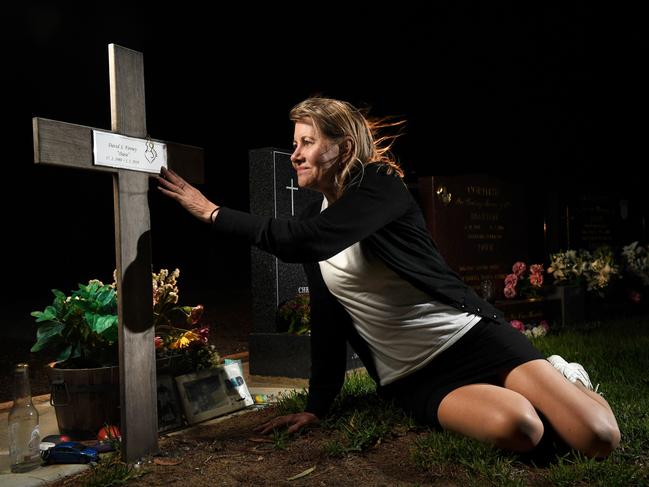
[32,44,204,461]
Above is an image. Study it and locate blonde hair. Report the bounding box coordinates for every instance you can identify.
[289,97,404,197]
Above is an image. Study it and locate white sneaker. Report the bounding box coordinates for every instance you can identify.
[547,355,594,391]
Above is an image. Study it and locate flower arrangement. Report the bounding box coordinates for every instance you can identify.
[621,241,649,287]
[151,269,220,373]
[503,262,544,299]
[31,268,219,371]
[510,319,550,338]
[277,293,311,335]
[547,250,588,286]
[148,268,205,328]
[584,247,619,294]
[548,247,619,295]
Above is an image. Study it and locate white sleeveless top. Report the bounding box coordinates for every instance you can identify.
[318,197,481,385]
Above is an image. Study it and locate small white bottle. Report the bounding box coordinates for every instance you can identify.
[8,363,41,473]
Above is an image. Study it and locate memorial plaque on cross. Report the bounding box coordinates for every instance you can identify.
[32,44,204,461]
[248,148,362,377]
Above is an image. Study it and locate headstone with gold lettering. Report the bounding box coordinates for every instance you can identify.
[418,174,530,300]
[418,174,561,324]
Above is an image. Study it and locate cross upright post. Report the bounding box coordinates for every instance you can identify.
[32,44,204,461]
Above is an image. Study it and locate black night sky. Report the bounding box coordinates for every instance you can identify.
[3,3,647,325]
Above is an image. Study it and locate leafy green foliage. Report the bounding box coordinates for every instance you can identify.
[30,269,217,370]
[31,280,118,367]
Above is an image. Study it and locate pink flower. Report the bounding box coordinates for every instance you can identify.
[530,273,544,287]
[530,264,544,275]
[154,336,164,349]
[512,262,527,277]
[505,274,518,287]
[510,320,525,331]
[504,285,517,298]
[540,320,550,332]
[504,261,546,299]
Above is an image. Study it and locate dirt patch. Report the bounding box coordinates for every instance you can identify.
[50,406,443,487]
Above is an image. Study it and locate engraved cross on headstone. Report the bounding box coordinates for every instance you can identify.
[285,178,299,216]
[32,44,204,461]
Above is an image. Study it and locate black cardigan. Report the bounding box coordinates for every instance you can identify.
[212,164,506,418]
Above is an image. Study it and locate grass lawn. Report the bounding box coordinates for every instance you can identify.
[275,313,649,486]
[68,313,649,487]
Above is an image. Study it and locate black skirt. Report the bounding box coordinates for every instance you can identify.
[379,318,545,430]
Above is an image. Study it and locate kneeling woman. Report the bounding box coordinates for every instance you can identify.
[158,97,620,458]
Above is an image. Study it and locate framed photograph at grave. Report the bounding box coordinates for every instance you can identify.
[156,374,185,432]
[175,367,248,424]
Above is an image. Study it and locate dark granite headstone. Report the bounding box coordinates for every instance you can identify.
[568,193,619,251]
[418,174,530,300]
[248,148,363,378]
[547,187,648,254]
[248,148,321,333]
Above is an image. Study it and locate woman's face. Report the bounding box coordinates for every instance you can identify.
[290,119,339,194]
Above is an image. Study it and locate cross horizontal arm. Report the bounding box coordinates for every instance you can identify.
[32,117,205,183]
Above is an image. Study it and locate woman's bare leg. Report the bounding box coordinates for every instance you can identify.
[502,359,620,458]
[437,383,545,452]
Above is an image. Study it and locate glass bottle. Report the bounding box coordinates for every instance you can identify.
[8,363,41,473]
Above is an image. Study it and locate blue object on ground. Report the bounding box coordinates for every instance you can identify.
[40,441,100,464]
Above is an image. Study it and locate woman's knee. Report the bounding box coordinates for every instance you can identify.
[490,409,545,452]
[581,415,621,458]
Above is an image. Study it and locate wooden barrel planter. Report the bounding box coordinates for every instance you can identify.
[48,365,120,439]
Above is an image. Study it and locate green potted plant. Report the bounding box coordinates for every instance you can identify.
[31,279,120,438]
[31,268,218,438]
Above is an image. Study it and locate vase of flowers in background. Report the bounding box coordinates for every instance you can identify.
[510,319,550,338]
[582,247,620,298]
[546,247,620,324]
[503,261,545,300]
[546,249,587,326]
[502,262,553,336]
